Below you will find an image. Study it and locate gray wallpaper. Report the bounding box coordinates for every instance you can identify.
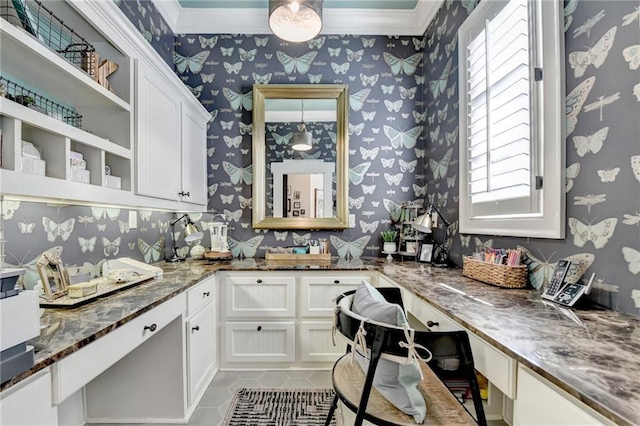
[421,0,640,314]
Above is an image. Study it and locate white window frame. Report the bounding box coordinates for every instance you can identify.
[458,0,565,239]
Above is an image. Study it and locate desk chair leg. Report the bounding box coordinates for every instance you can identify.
[324,394,339,426]
[354,328,386,426]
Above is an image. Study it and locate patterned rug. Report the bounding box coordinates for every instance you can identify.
[222,388,342,426]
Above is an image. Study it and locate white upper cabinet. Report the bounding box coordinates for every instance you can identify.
[180,105,208,206]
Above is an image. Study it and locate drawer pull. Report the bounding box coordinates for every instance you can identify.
[427,321,439,328]
[192,326,200,332]
[257,326,262,331]
[203,291,210,297]
[144,323,157,332]
[179,191,190,197]
[257,279,263,283]
[334,280,340,284]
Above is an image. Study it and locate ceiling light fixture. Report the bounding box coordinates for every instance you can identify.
[291,99,313,151]
[269,0,323,43]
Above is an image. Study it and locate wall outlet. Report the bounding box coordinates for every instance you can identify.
[128,211,137,230]
[349,214,356,228]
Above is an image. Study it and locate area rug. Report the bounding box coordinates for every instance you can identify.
[223,388,342,426]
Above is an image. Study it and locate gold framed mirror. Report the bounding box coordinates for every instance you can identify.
[252,84,349,229]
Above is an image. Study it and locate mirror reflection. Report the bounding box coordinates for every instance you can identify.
[252,84,349,230]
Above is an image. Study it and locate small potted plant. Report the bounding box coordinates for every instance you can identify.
[380,230,398,253]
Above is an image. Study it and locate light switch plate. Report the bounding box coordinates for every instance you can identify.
[128,211,137,229]
[349,214,356,228]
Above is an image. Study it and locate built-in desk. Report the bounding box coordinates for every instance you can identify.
[1,258,637,426]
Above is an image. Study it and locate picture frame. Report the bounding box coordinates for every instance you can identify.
[287,198,291,212]
[293,201,301,209]
[300,209,305,215]
[37,252,69,299]
[287,186,291,196]
[294,191,300,200]
[292,210,300,217]
[315,188,324,218]
[419,243,434,263]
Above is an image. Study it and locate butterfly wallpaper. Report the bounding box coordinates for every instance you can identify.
[421,0,640,315]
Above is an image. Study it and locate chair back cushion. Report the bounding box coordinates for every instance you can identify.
[351,282,426,424]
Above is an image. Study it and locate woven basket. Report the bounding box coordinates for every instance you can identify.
[462,256,527,289]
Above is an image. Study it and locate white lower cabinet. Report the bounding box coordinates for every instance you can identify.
[224,321,295,362]
[225,275,296,318]
[514,365,614,425]
[299,275,369,317]
[299,321,346,362]
[0,369,57,426]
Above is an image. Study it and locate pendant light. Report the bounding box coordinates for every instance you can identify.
[269,0,323,43]
[291,99,313,151]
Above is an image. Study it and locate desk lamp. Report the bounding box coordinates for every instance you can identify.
[166,213,203,262]
[412,204,451,267]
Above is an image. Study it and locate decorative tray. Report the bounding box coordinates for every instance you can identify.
[39,274,155,308]
[265,253,331,261]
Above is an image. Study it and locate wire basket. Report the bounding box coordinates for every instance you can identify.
[1,0,96,73]
[1,76,82,128]
[462,256,527,289]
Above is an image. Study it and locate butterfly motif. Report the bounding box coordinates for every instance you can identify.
[634,83,640,102]
[437,15,448,39]
[445,35,458,57]
[221,120,234,130]
[223,88,253,111]
[274,231,288,242]
[566,76,595,136]
[462,0,478,13]
[199,35,218,48]
[221,194,234,205]
[308,73,322,84]
[460,235,471,248]
[349,162,371,185]
[384,173,403,186]
[445,128,458,147]
[200,72,215,83]
[381,158,395,168]
[384,100,402,112]
[300,151,321,160]
[474,237,494,252]
[277,51,317,74]
[381,86,395,96]
[330,235,370,258]
[208,184,219,197]
[519,246,595,290]
[224,135,242,148]
[238,48,257,62]
[438,104,448,123]
[568,27,617,78]
[138,210,152,221]
[173,51,210,74]
[359,147,379,161]
[412,37,425,50]
[236,195,251,209]
[349,196,365,210]
[92,207,120,221]
[272,132,293,146]
[42,217,75,242]
[399,159,417,173]
[447,175,457,188]
[622,247,640,275]
[413,184,427,197]
[573,127,608,157]
[0,200,20,219]
[437,191,448,207]
[331,62,350,75]
[223,161,253,185]
[362,184,376,195]
[78,236,97,253]
[349,123,364,136]
[118,219,130,234]
[158,220,169,233]
[362,37,375,48]
[307,36,326,49]
[429,43,440,63]
[346,48,364,62]
[566,163,580,191]
[102,236,121,257]
[148,17,161,41]
[229,236,264,258]
[138,237,164,263]
[350,89,371,112]
[252,72,272,84]
[17,222,35,234]
[622,44,640,70]
[412,111,426,124]
[398,86,417,100]
[359,73,379,87]
[237,122,252,136]
[383,52,423,76]
[220,46,234,57]
[138,19,152,42]
[358,111,375,124]
[429,58,453,99]
[383,199,403,222]
[328,47,341,57]
[224,209,243,223]
[632,156,640,183]
[569,217,617,249]
[292,232,311,246]
[383,125,422,149]
[429,148,453,180]
[359,220,379,234]
[254,36,268,47]
[223,61,243,74]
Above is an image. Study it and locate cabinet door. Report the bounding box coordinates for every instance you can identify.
[299,321,345,362]
[0,369,57,426]
[181,105,207,206]
[187,302,216,406]
[299,275,370,317]
[135,60,181,201]
[224,276,296,318]
[224,321,295,363]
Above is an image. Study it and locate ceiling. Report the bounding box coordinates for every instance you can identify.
[155,0,443,36]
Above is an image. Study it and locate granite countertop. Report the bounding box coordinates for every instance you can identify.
[2,257,638,425]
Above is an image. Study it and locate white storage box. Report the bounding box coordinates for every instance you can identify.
[69,150,84,160]
[70,166,90,184]
[21,156,46,176]
[105,175,121,189]
[70,157,87,169]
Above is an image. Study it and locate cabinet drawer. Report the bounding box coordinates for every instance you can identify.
[51,294,185,403]
[187,303,216,406]
[467,333,516,399]
[0,369,56,426]
[404,294,461,331]
[187,276,215,316]
[299,321,345,362]
[299,276,369,317]
[224,322,295,363]
[514,365,614,426]
[225,276,295,318]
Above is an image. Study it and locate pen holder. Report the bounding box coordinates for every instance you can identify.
[462,256,528,289]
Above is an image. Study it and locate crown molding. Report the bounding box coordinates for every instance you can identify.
[153,0,443,36]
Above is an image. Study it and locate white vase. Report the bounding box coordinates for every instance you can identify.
[383,242,397,253]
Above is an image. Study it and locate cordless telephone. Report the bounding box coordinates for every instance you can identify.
[541,260,572,301]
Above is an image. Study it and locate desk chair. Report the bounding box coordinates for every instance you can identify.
[325,288,487,426]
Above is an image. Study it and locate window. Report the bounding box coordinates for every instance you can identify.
[458,0,565,238]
